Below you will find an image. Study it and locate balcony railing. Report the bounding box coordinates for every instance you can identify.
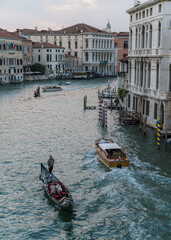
[118,72,127,77]
[128,85,170,99]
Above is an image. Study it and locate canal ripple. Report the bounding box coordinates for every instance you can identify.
[0,78,171,240]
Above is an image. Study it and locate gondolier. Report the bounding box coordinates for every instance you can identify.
[48,155,55,173]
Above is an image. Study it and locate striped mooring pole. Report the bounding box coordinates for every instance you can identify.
[99,98,103,122]
[104,101,107,127]
[157,118,161,149]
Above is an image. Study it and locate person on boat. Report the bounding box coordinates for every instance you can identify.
[100,138,106,144]
[37,86,40,94]
[48,155,55,173]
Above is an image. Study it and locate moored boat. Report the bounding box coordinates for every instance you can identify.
[42,86,63,92]
[39,163,73,211]
[95,138,129,169]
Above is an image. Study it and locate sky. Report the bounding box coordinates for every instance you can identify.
[0,0,147,33]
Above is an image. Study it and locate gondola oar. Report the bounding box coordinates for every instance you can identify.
[24,169,47,190]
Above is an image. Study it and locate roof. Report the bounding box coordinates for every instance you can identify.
[65,54,78,58]
[0,28,28,41]
[16,23,114,36]
[99,143,121,151]
[33,42,64,49]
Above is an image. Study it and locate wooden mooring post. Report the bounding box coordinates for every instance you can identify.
[165,129,168,151]
[83,95,87,110]
[143,116,147,135]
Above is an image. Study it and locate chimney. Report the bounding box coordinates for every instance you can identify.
[134,0,140,7]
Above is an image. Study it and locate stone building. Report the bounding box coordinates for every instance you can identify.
[126,0,171,130]
[32,42,65,76]
[114,32,129,74]
[16,23,115,76]
[0,29,25,84]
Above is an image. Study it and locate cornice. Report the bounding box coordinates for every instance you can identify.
[127,0,162,14]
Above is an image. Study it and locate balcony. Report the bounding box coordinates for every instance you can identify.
[128,85,169,100]
[118,72,127,77]
[9,49,15,54]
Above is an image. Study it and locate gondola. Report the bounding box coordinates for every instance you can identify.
[39,163,73,211]
[34,91,40,97]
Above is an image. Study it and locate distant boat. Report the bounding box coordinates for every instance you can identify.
[42,86,63,92]
[58,81,71,86]
[34,91,40,97]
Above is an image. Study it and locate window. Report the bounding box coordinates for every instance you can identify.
[0,58,2,65]
[150,8,153,16]
[156,63,159,90]
[47,54,49,62]
[114,43,118,48]
[0,44,1,50]
[143,99,145,114]
[123,41,128,49]
[158,22,161,47]
[139,12,141,19]
[75,41,78,49]
[146,101,150,116]
[59,41,62,47]
[128,95,130,108]
[136,13,138,20]
[149,25,152,48]
[85,52,88,61]
[169,64,171,92]
[130,15,133,22]
[133,96,136,110]
[159,4,162,13]
[68,41,71,49]
[38,55,40,62]
[146,9,149,17]
[74,52,78,57]
[154,103,158,119]
[85,39,88,48]
[142,11,145,18]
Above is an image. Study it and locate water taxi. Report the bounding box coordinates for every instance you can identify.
[42,86,62,92]
[95,139,129,169]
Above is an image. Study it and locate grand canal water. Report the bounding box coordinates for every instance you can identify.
[0,78,171,240]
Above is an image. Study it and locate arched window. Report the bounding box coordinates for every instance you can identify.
[149,24,152,48]
[135,28,138,49]
[0,58,2,65]
[148,62,151,88]
[85,39,88,48]
[142,26,145,48]
[169,64,171,92]
[59,41,62,47]
[75,41,78,49]
[158,22,161,47]
[129,29,132,49]
[68,41,71,49]
[146,25,148,48]
[156,62,159,90]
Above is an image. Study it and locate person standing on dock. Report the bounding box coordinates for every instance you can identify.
[48,155,55,173]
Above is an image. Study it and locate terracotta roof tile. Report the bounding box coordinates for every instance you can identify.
[17,23,113,35]
[0,28,28,41]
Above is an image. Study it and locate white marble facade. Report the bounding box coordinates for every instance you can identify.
[126,0,171,130]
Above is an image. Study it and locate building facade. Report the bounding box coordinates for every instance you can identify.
[126,0,171,130]
[32,42,65,76]
[114,32,129,74]
[17,23,115,76]
[0,29,25,84]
